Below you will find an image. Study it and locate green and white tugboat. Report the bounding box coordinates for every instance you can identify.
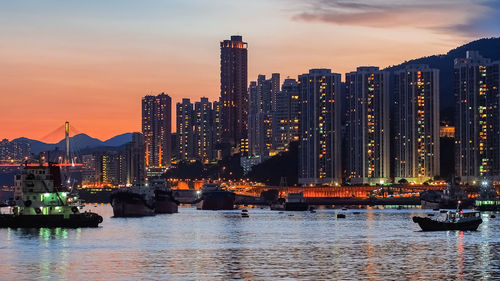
[0,163,103,228]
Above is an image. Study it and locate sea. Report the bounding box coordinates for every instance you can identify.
[1,205,499,280]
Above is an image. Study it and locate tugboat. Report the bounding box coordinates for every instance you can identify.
[0,164,103,228]
[412,203,482,231]
[110,185,155,217]
[197,182,235,210]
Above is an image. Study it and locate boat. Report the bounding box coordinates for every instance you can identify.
[154,188,179,214]
[110,185,155,217]
[474,183,500,211]
[284,192,309,211]
[0,164,103,228]
[196,183,235,210]
[412,209,482,231]
[420,185,474,209]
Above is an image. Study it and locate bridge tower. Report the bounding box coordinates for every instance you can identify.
[65,121,70,164]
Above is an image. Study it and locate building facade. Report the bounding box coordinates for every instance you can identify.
[220,35,248,152]
[142,93,172,169]
[393,65,440,183]
[345,67,390,184]
[298,69,342,185]
[126,132,145,185]
[194,97,216,163]
[176,98,194,161]
[272,78,300,152]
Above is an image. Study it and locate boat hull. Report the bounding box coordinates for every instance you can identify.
[412,216,482,231]
[0,212,103,228]
[284,202,309,211]
[155,198,178,214]
[110,192,155,217]
[197,191,235,210]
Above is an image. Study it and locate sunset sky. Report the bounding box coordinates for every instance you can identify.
[1,0,499,142]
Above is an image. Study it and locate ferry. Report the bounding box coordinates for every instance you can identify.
[0,164,103,228]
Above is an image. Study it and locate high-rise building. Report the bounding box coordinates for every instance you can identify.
[194,97,215,163]
[298,69,342,185]
[394,65,440,183]
[126,133,145,185]
[345,67,390,184]
[142,93,172,169]
[176,98,194,161]
[487,61,500,179]
[272,78,300,152]
[454,51,492,183]
[220,35,248,151]
[248,73,280,157]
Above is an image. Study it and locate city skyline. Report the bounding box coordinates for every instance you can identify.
[2,1,500,140]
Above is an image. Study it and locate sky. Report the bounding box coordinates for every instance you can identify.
[1,0,499,142]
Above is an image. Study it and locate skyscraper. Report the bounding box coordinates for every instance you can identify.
[394,65,440,183]
[194,97,215,163]
[220,35,248,152]
[142,93,172,169]
[248,73,280,157]
[345,67,390,184]
[272,78,300,152]
[176,98,194,161]
[487,61,500,179]
[298,69,342,185]
[454,51,492,183]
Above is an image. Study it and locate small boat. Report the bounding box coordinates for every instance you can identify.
[413,210,482,231]
[0,164,103,228]
[337,213,346,219]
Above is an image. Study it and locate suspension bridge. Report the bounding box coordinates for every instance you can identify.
[0,122,84,167]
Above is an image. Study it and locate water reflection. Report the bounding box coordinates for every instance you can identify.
[0,206,498,280]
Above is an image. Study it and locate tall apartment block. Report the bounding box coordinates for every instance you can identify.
[220,35,248,152]
[272,78,300,152]
[487,61,500,179]
[454,51,491,183]
[142,93,172,169]
[248,73,280,157]
[345,67,390,184]
[298,69,342,185]
[176,98,194,161]
[126,132,145,185]
[194,97,216,163]
[393,65,440,183]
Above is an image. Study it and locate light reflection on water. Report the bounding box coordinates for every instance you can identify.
[0,205,499,280]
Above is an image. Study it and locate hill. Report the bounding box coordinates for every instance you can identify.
[386,37,500,122]
[12,132,133,154]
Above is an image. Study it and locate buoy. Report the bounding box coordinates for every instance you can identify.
[491,214,496,218]
[337,214,346,218]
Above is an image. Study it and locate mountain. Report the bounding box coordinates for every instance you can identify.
[12,133,133,154]
[103,133,133,147]
[386,37,500,122]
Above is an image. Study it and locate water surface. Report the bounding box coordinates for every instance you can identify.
[1,206,499,280]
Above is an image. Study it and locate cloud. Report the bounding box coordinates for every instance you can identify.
[290,0,497,37]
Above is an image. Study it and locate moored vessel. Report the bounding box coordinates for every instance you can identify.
[154,189,179,214]
[110,185,155,217]
[0,164,103,228]
[284,192,309,211]
[197,183,235,210]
